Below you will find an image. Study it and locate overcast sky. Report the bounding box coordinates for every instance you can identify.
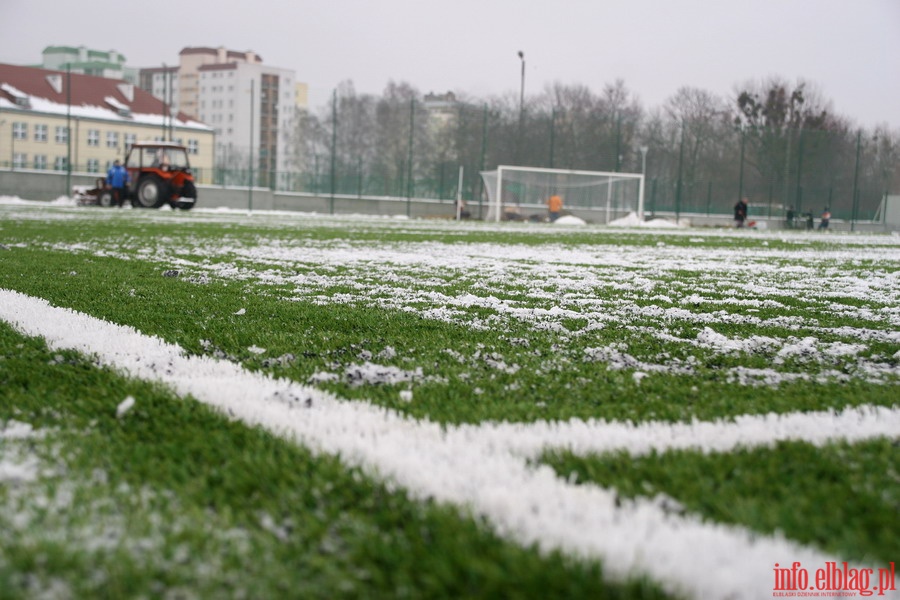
[1,0,898,128]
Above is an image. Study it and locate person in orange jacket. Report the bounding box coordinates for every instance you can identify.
[547,194,563,222]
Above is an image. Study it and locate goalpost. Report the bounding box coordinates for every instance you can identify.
[480,166,645,224]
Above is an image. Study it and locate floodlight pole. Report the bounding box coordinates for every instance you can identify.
[516,51,525,164]
[518,51,525,118]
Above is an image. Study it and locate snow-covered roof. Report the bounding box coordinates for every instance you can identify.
[0,62,211,132]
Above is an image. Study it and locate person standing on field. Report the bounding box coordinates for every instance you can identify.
[819,207,831,230]
[547,193,563,222]
[734,197,748,228]
[106,159,130,208]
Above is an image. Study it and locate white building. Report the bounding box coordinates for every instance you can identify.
[141,47,306,180]
[139,66,180,117]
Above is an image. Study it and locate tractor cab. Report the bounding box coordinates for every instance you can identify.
[124,142,197,210]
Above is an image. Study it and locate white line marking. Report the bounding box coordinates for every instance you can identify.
[1,288,897,599]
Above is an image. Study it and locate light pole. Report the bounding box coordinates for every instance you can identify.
[517,50,525,117]
[516,50,525,164]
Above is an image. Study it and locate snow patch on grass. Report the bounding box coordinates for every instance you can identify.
[2,289,897,600]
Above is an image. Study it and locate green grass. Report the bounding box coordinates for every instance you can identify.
[0,246,896,426]
[1,203,898,598]
[541,438,900,565]
[0,322,665,600]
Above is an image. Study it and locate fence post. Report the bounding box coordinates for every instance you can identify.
[738,124,745,205]
[478,104,487,219]
[406,98,414,217]
[549,107,556,168]
[851,130,861,231]
[248,79,254,213]
[794,129,804,214]
[330,89,337,215]
[675,123,685,224]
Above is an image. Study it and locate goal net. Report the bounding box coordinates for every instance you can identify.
[480,166,645,223]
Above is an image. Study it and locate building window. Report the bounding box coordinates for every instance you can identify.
[188,139,199,155]
[87,129,100,147]
[13,153,27,168]
[34,155,47,170]
[54,156,68,171]
[55,126,68,144]
[87,158,100,173]
[124,133,136,150]
[34,124,48,142]
[13,122,27,140]
[106,131,119,149]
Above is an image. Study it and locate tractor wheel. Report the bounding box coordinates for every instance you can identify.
[180,180,197,199]
[133,176,168,209]
[98,190,114,207]
[171,180,197,210]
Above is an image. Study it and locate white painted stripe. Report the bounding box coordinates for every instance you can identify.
[1,288,897,599]
[462,405,900,459]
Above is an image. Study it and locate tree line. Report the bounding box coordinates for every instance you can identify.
[285,77,898,219]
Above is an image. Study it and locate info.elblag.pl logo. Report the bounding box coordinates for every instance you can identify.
[773,561,896,597]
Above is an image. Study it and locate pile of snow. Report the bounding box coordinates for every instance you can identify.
[0,195,76,207]
[553,215,586,226]
[609,212,683,228]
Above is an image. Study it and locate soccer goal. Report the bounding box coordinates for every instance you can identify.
[480,166,645,223]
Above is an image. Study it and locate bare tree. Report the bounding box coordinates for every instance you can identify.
[663,87,733,208]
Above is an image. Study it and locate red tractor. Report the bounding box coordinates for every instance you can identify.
[124,141,198,210]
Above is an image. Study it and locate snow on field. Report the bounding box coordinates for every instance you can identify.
[1,289,898,600]
[0,420,43,485]
[1,199,899,598]
[8,199,896,386]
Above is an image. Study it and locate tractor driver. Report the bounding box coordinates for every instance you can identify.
[106,159,130,208]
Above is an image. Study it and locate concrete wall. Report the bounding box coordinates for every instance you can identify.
[198,186,459,219]
[0,169,101,200]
